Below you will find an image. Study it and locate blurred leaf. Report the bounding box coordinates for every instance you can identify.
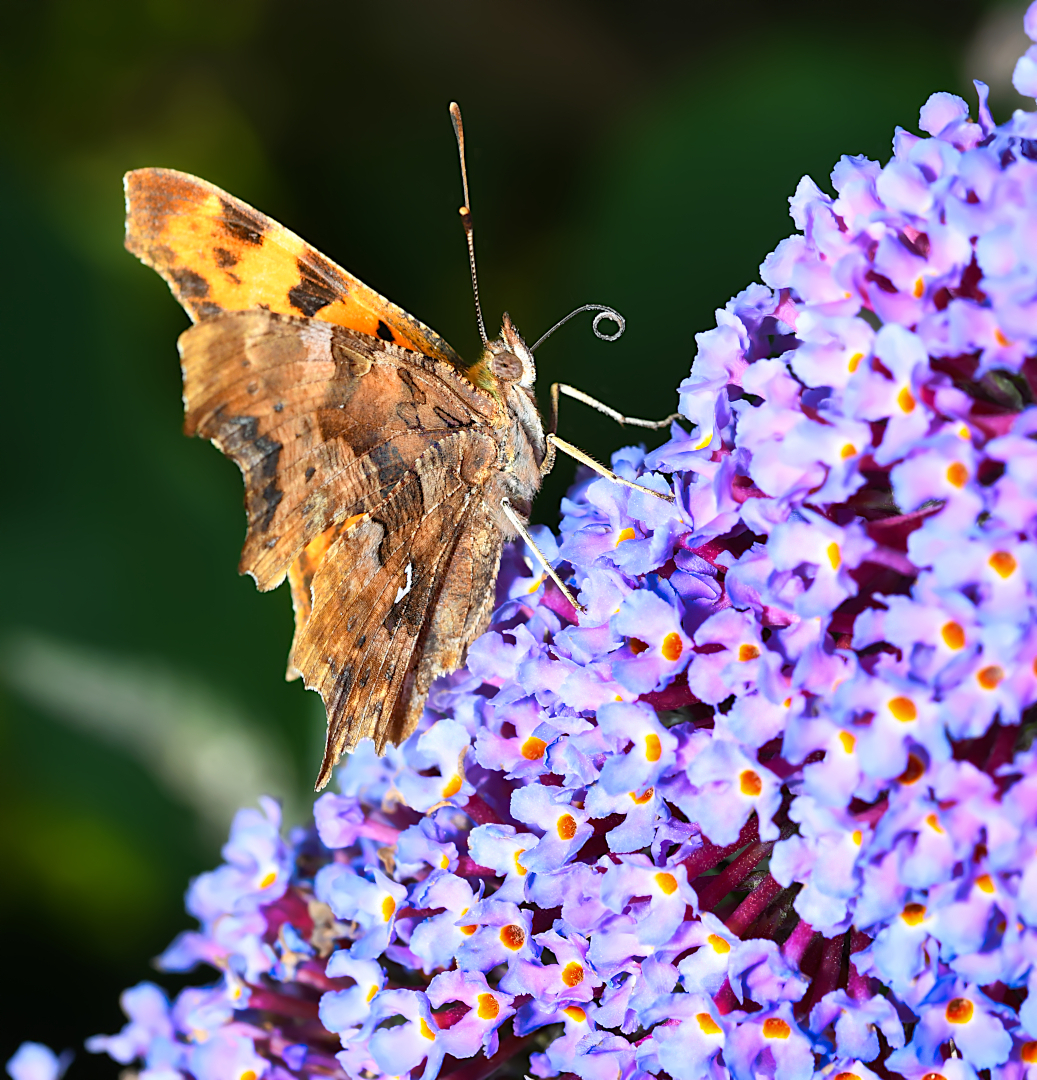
[2,631,305,835]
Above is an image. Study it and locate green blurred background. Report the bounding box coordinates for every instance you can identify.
[0,0,1026,1070]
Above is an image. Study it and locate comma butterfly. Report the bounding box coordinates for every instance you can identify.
[124,104,676,789]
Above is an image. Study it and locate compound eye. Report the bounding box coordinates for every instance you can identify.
[490,349,523,381]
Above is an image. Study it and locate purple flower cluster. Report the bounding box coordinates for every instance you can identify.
[67,9,1037,1080]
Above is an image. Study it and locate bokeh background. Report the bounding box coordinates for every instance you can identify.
[0,0,1029,1071]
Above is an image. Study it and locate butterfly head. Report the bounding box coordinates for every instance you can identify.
[485,312,536,389]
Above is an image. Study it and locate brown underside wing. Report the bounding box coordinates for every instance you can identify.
[126,168,547,790]
[177,310,540,789]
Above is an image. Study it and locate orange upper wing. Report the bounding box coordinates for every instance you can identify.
[123,167,465,368]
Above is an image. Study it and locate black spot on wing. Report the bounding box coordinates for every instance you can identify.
[433,405,469,428]
[369,442,408,494]
[253,433,282,480]
[258,480,283,531]
[398,369,426,404]
[213,247,239,268]
[377,320,395,342]
[288,257,341,317]
[329,662,353,709]
[305,466,316,481]
[218,199,265,246]
[208,411,284,532]
[169,267,210,299]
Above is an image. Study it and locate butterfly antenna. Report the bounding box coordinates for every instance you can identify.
[449,102,488,346]
[530,303,626,354]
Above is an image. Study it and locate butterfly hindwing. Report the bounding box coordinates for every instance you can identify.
[288,434,503,788]
[177,310,498,591]
[124,167,464,367]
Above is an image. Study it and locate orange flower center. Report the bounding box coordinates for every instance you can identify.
[941,621,965,649]
[655,872,678,895]
[521,736,546,760]
[697,1012,722,1035]
[901,902,926,925]
[899,754,925,784]
[888,696,917,722]
[946,462,968,487]
[977,665,1004,690]
[382,896,396,921]
[556,814,577,840]
[946,998,974,1024]
[442,775,462,797]
[661,632,683,661]
[740,769,763,796]
[477,994,499,1019]
[738,643,761,661]
[645,733,661,762]
[500,924,525,950]
[562,961,585,987]
[762,1017,791,1039]
[897,386,916,412]
[989,550,1017,577]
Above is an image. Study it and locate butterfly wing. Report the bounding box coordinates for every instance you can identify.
[176,309,506,787]
[178,310,498,591]
[124,167,465,367]
[289,436,504,790]
[126,168,518,786]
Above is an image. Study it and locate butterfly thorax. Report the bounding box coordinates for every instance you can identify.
[469,315,546,526]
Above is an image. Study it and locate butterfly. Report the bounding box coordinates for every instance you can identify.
[124,105,676,790]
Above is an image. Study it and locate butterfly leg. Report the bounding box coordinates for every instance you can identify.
[500,498,586,614]
[544,435,676,503]
[548,382,682,434]
[541,382,679,502]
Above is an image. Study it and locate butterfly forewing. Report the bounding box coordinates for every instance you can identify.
[177,311,498,591]
[124,168,465,367]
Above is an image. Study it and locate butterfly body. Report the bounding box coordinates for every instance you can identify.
[126,167,546,788]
